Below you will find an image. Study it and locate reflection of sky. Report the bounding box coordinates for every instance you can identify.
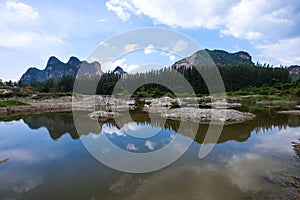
[252,127,300,155]
[0,120,94,199]
[210,126,300,161]
[99,122,177,153]
[0,116,300,199]
[0,120,65,163]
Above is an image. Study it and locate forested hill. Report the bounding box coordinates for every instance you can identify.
[17,49,297,95]
[173,49,253,68]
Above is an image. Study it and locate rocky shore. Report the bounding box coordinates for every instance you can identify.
[161,107,255,125]
[2,95,297,125]
[0,95,136,118]
[278,110,300,115]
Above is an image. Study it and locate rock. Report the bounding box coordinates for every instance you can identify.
[143,97,184,113]
[0,95,135,118]
[0,158,9,164]
[287,174,300,200]
[161,107,255,125]
[206,100,241,109]
[88,110,120,120]
[292,140,300,157]
[186,104,202,107]
[278,110,300,115]
[72,95,136,111]
[256,100,297,105]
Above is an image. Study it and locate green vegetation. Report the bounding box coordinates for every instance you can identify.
[227,78,300,101]
[27,75,75,93]
[0,89,30,98]
[131,85,175,98]
[17,62,299,100]
[0,100,29,107]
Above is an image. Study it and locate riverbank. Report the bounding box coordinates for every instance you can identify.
[0,96,72,118]
[0,95,298,121]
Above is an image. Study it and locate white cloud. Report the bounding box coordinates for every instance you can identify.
[111,58,126,68]
[106,0,300,41]
[172,40,188,53]
[105,0,140,22]
[225,153,281,192]
[126,143,138,151]
[124,43,139,52]
[105,0,300,65]
[130,0,234,29]
[97,18,107,23]
[102,58,140,73]
[145,140,155,150]
[125,64,140,73]
[221,0,297,41]
[107,0,300,41]
[87,56,102,63]
[103,126,126,137]
[99,42,109,47]
[122,122,141,131]
[105,0,253,30]
[0,1,64,49]
[169,54,176,61]
[253,127,300,154]
[256,37,300,66]
[102,58,125,71]
[14,177,43,193]
[1,149,39,163]
[92,134,100,139]
[144,44,156,54]
[5,0,39,21]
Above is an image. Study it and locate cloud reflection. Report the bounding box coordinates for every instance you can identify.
[225,153,281,192]
[145,141,155,150]
[13,177,43,193]
[253,127,300,155]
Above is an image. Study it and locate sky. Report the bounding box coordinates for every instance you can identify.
[0,0,300,81]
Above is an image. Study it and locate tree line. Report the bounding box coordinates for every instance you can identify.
[17,63,292,97]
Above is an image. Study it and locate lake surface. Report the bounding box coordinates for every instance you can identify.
[0,105,300,199]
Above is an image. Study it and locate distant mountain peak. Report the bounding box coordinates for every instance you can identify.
[47,56,62,66]
[67,56,80,64]
[173,49,253,68]
[235,51,252,61]
[288,65,300,75]
[113,66,127,75]
[20,56,103,84]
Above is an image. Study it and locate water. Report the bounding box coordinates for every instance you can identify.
[0,106,299,200]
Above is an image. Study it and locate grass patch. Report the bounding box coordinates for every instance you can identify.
[0,100,29,107]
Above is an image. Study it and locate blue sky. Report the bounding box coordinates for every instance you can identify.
[1,0,300,81]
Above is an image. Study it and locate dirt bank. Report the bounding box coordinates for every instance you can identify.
[0,97,72,118]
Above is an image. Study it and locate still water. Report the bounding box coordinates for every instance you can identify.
[0,106,299,200]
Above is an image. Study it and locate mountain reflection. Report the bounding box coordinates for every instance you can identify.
[20,109,300,144]
[23,112,79,139]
